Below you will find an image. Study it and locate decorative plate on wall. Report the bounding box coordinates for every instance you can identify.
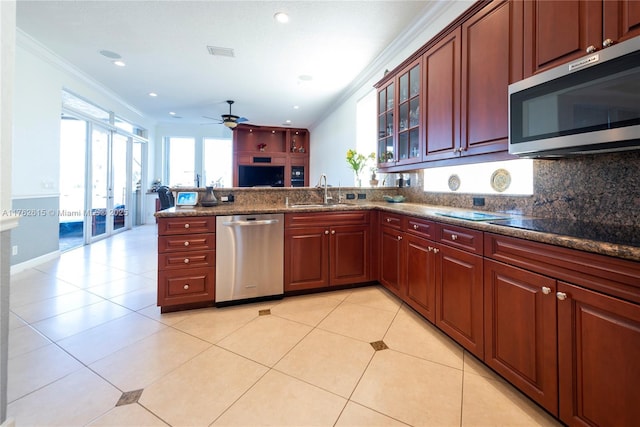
[448,174,461,191]
[490,168,511,192]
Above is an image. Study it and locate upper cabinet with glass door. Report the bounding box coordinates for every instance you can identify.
[396,60,421,165]
[377,80,395,167]
[377,59,422,169]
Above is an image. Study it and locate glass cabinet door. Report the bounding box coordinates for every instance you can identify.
[377,81,395,166]
[397,61,421,163]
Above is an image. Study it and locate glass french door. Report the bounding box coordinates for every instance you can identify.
[90,127,110,238]
[89,127,131,240]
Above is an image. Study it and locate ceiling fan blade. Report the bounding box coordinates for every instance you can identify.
[237,117,249,123]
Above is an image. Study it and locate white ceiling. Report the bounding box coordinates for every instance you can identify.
[16,0,452,129]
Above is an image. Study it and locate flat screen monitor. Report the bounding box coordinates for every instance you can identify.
[238,165,285,187]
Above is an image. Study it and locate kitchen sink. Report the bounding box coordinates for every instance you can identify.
[288,203,355,209]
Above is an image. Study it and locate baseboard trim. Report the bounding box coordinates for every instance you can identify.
[10,250,60,275]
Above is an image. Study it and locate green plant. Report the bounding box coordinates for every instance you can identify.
[345,149,376,177]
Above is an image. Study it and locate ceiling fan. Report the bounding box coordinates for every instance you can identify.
[203,100,248,129]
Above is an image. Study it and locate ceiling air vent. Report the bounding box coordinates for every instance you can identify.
[207,45,235,57]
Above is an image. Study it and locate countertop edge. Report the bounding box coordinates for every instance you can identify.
[154,202,640,262]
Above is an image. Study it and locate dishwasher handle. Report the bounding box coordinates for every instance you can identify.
[222,219,280,227]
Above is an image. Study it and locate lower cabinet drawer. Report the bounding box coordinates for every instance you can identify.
[159,250,215,270]
[158,267,215,306]
[158,234,215,252]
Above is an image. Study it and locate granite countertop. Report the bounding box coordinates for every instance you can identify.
[155,202,640,262]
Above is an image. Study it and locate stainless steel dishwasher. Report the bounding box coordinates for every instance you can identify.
[215,213,284,305]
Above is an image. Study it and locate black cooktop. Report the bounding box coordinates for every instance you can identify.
[488,218,640,248]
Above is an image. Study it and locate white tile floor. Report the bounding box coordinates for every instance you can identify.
[7,224,561,426]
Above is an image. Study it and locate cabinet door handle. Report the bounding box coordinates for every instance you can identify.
[556,292,567,301]
[184,241,190,247]
[451,234,458,240]
[586,45,597,53]
[184,258,190,264]
[413,224,419,230]
[331,230,336,235]
[428,246,433,252]
[183,284,190,290]
[541,286,551,295]
[602,38,614,48]
[324,230,329,235]
[386,218,392,223]
[433,248,439,253]
[397,235,402,240]
[184,223,190,229]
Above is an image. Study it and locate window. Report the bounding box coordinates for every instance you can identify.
[166,137,196,187]
[423,159,534,195]
[203,137,232,187]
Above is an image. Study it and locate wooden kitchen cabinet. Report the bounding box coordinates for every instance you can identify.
[379,223,404,297]
[557,281,640,426]
[233,124,310,187]
[460,0,523,157]
[157,217,215,312]
[423,0,522,161]
[284,211,371,292]
[377,59,422,168]
[377,78,395,167]
[524,0,640,77]
[379,214,482,352]
[377,0,521,170]
[484,259,558,414]
[484,232,640,422]
[422,28,461,162]
[405,233,437,323]
[436,242,484,358]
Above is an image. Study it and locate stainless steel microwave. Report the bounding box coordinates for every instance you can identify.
[509,36,640,158]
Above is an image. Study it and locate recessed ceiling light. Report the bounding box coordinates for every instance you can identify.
[149,92,158,97]
[274,12,289,23]
[293,105,300,110]
[169,112,176,116]
[99,50,121,59]
[112,60,126,67]
[298,74,313,82]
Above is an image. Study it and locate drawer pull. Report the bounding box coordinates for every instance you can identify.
[331,230,336,235]
[428,246,433,252]
[556,292,567,301]
[541,286,551,295]
[397,235,402,240]
[413,224,419,230]
[184,258,190,264]
[184,223,190,229]
[386,218,392,223]
[184,241,190,247]
[433,248,439,254]
[183,284,190,290]
[324,230,329,235]
[451,234,458,240]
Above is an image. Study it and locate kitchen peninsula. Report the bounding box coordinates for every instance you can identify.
[155,186,640,426]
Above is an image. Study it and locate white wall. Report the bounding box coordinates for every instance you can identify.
[11,32,157,264]
[309,1,474,187]
[14,32,156,198]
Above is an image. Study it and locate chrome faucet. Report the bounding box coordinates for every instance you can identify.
[319,174,332,204]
